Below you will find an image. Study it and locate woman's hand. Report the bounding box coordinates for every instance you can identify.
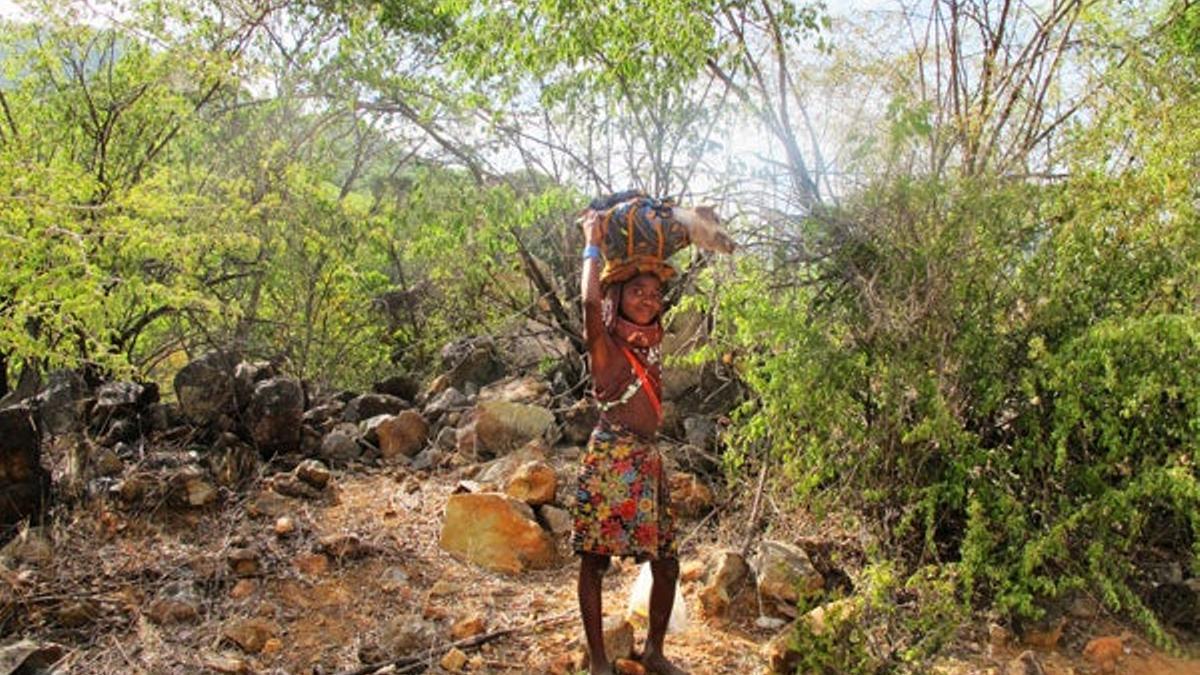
[580,209,603,246]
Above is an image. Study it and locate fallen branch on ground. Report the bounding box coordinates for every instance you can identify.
[337,610,576,675]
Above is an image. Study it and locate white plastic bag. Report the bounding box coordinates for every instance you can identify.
[626,562,689,633]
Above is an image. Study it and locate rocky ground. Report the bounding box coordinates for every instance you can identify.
[1,341,1198,674]
[4,458,1199,675]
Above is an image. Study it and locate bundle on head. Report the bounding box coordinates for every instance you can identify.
[586,192,736,285]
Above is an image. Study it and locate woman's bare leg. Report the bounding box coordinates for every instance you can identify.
[579,552,613,675]
[642,557,687,674]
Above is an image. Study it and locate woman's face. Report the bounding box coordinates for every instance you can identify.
[619,274,663,326]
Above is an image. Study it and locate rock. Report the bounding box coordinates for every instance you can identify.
[682,415,717,450]
[223,617,278,654]
[294,553,329,576]
[261,638,282,656]
[411,445,445,471]
[478,375,551,406]
[763,623,799,674]
[1083,636,1124,673]
[755,615,789,630]
[360,414,392,446]
[680,560,705,583]
[91,381,144,422]
[295,459,331,488]
[424,387,468,417]
[460,401,555,459]
[174,351,238,425]
[440,647,469,672]
[803,597,859,637]
[269,473,319,500]
[439,492,557,574]
[590,616,634,664]
[1017,616,1066,649]
[988,622,1011,655]
[539,504,574,537]
[0,640,66,674]
[303,402,344,431]
[343,393,408,423]
[450,614,486,640]
[374,374,420,401]
[233,360,274,410]
[441,338,505,391]
[37,369,88,435]
[146,582,201,624]
[247,490,291,519]
[377,613,437,658]
[377,411,429,461]
[201,654,253,674]
[505,461,557,505]
[318,533,372,559]
[668,472,714,518]
[172,466,218,507]
[208,438,257,488]
[274,516,296,537]
[230,579,257,600]
[0,405,50,529]
[698,550,750,619]
[1006,650,1046,675]
[320,425,361,463]
[561,398,599,445]
[228,547,261,577]
[752,540,824,609]
[248,376,304,454]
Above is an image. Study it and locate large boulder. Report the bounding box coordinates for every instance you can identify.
[377,411,429,461]
[0,405,50,530]
[247,376,304,455]
[174,352,239,425]
[457,401,555,459]
[439,492,557,574]
[752,540,824,611]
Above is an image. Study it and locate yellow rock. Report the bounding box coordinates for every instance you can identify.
[438,492,557,574]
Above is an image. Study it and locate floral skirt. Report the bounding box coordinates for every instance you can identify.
[571,424,676,561]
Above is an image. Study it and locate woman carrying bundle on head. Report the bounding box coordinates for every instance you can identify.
[572,192,733,675]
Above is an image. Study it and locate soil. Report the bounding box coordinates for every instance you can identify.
[4,463,1199,675]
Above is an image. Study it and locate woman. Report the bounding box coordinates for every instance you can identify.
[572,210,687,675]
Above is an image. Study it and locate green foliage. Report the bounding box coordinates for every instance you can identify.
[784,562,968,673]
[713,3,1200,646]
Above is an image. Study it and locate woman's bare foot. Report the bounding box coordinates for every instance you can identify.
[641,650,688,675]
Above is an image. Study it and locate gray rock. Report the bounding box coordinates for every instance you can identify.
[91,381,144,422]
[320,425,361,464]
[174,352,239,425]
[683,415,718,450]
[36,370,88,435]
[424,387,468,417]
[302,402,344,430]
[343,393,407,424]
